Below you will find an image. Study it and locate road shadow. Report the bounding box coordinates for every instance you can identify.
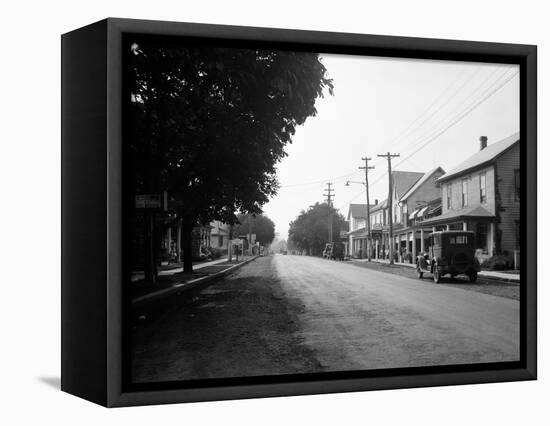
[38,376,61,390]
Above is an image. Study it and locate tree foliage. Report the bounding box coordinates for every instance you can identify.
[232,214,276,246]
[127,40,333,272]
[288,202,348,256]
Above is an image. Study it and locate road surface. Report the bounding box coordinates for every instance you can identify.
[130,255,519,383]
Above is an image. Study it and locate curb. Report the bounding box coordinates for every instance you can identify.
[132,256,259,307]
[478,273,520,284]
[349,259,520,284]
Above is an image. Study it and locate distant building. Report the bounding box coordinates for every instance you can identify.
[346,202,376,257]
[390,168,446,262]
[422,134,520,264]
[210,220,230,253]
[389,171,425,231]
[346,169,444,261]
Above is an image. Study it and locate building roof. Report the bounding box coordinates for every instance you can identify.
[420,205,494,225]
[392,171,424,198]
[437,133,520,183]
[346,226,367,236]
[347,203,375,220]
[400,167,445,201]
[370,198,387,212]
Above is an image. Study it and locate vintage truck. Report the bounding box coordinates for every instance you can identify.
[416,230,481,283]
[323,242,345,260]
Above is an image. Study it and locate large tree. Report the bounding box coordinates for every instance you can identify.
[288,202,348,256]
[127,40,333,275]
[232,214,276,246]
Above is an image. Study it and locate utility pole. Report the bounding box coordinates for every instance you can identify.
[323,182,334,243]
[377,152,400,264]
[359,157,375,261]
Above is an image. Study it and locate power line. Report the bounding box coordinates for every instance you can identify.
[395,66,511,161]
[388,65,484,153]
[282,69,485,192]
[393,70,519,169]
[283,66,513,193]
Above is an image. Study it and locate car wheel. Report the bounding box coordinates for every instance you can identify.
[416,264,423,279]
[433,266,442,283]
[469,271,478,283]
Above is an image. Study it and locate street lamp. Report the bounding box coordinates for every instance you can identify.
[345,180,365,187]
[345,179,372,261]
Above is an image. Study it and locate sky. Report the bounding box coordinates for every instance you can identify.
[262,53,520,239]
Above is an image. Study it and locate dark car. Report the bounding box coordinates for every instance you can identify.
[323,242,345,260]
[416,231,480,283]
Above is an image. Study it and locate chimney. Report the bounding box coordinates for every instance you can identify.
[480,136,488,151]
[375,199,378,205]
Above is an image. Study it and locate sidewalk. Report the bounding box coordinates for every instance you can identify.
[131,255,259,307]
[131,258,228,282]
[352,257,520,283]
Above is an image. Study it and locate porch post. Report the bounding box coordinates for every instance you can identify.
[462,221,468,231]
[166,227,171,252]
[412,230,417,261]
[488,222,495,256]
[420,228,425,252]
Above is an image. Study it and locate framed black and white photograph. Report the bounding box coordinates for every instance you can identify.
[61,17,536,407]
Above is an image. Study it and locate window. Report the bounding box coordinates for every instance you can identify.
[514,169,520,201]
[461,179,468,207]
[476,223,488,251]
[479,173,486,203]
[447,184,452,209]
[448,235,471,245]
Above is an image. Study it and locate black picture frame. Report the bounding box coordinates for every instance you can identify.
[61,17,537,407]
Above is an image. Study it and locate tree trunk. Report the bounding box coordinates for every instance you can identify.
[144,213,157,285]
[181,225,194,273]
[228,224,234,262]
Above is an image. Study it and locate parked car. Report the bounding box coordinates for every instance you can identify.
[416,231,480,283]
[323,242,345,260]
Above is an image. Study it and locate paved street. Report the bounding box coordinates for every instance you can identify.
[131,254,519,383]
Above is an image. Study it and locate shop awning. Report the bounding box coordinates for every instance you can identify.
[418,206,429,217]
[409,208,420,220]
